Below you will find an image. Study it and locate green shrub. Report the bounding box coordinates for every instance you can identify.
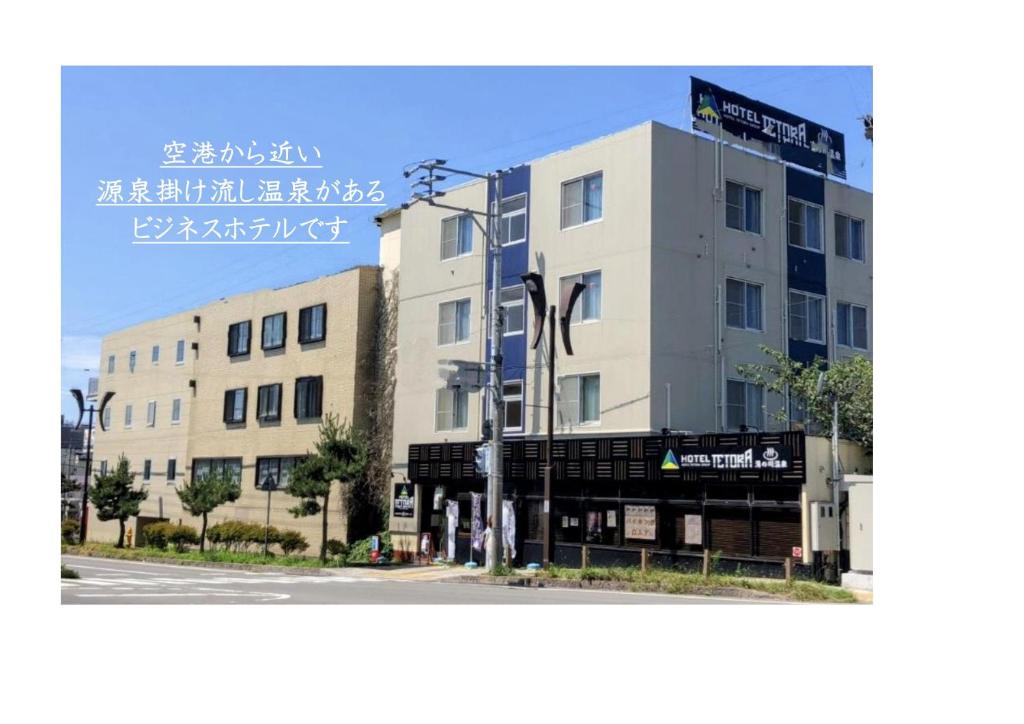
[206,520,268,551]
[168,524,199,552]
[279,530,310,556]
[345,532,392,564]
[142,521,175,550]
[326,538,347,557]
[61,519,79,544]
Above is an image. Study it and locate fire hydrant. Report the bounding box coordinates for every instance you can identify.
[126,527,134,548]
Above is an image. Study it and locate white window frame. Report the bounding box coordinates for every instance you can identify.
[725,379,765,432]
[107,355,115,374]
[836,301,869,351]
[124,404,133,429]
[102,406,112,430]
[171,397,182,425]
[175,339,186,365]
[834,212,866,263]
[557,373,601,427]
[129,350,137,373]
[151,344,160,365]
[789,289,827,344]
[503,379,524,432]
[434,387,470,432]
[560,270,602,325]
[725,278,764,332]
[499,193,527,246]
[146,400,157,428]
[440,213,474,261]
[497,285,526,337]
[725,180,763,235]
[788,197,824,253]
[560,171,604,230]
[438,297,472,347]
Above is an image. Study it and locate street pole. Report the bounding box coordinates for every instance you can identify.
[264,485,273,556]
[486,172,505,572]
[831,394,842,580]
[79,405,95,545]
[543,304,556,568]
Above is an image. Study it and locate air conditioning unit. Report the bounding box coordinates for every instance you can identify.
[811,501,838,552]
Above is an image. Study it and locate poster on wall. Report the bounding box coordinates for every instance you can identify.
[586,512,602,543]
[446,500,458,559]
[393,483,414,518]
[502,499,516,559]
[471,492,483,552]
[684,514,703,546]
[624,505,656,541]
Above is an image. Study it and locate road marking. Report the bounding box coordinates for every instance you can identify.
[74,591,290,601]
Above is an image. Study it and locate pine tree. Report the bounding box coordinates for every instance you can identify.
[175,471,241,552]
[287,413,368,563]
[87,455,148,548]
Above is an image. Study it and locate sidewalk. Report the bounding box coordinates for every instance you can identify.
[334,562,485,582]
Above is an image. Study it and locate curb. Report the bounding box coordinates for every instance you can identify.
[456,574,787,601]
[62,550,335,576]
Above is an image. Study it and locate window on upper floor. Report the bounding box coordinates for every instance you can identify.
[151,344,160,364]
[298,303,327,344]
[435,388,469,432]
[560,271,602,324]
[294,376,323,419]
[107,355,115,374]
[124,404,133,429]
[837,302,869,351]
[129,350,137,373]
[256,456,305,491]
[504,380,523,432]
[558,374,600,426]
[146,400,156,427]
[228,320,251,357]
[561,172,603,229]
[789,290,826,344]
[143,459,152,482]
[438,298,471,346]
[191,457,243,484]
[726,278,763,331]
[223,388,247,424]
[102,406,112,430]
[835,213,865,262]
[257,383,282,422]
[726,181,762,234]
[262,313,286,350]
[171,398,181,424]
[441,214,474,260]
[176,339,186,364]
[788,198,823,252]
[167,458,177,482]
[726,379,764,431]
[501,285,525,336]
[500,194,527,245]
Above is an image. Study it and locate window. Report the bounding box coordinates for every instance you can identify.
[262,313,286,350]
[99,460,108,476]
[107,355,115,374]
[298,303,327,344]
[835,213,865,261]
[167,458,177,482]
[725,181,762,233]
[726,279,763,331]
[129,350,136,373]
[558,374,600,426]
[192,457,243,483]
[151,344,160,364]
[256,456,304,490]
[171,398,181,424]
[500,195,527,245]
[504,380,523,431]
[143,459,151,482]
[257,383,282,421]
[788,198,823,251]
[227,320,251,356]
[438,298,471,345]
[294,376,323,419]
[501,285,525,335]
[837,302,869,350]
[561,172,603,229]
[435,388,469,431]
[560,271,602,324]
[146,401,156,427]
[726,380,764,431]
[441,214,473,260]
[102,406,112,430]
[789,290,826,343]
[176,339,186,364]
[124,404,133,429]
[223,388,247,424]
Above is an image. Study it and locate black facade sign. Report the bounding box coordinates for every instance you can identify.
[393,482,415,518]
[690,76,846,179]
[662,444,793,472]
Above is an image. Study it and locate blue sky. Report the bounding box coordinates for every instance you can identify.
[61,65,871,420]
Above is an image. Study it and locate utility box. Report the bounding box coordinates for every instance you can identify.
[811,501,839,551]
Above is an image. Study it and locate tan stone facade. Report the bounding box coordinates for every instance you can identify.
[89,265,380,551]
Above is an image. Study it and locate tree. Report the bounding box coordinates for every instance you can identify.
[87,455,148,548]
[175,471,241,552]
[736,345,873,452]
[287,413,368,563]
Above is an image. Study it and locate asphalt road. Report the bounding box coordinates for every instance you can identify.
[60,556,760,605]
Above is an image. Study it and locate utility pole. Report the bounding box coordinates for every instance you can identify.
[70,388,114,545]
[403,159,506,572]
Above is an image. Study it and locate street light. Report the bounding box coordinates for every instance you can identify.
[69,387,115,545]
[522,272,585,568]
[817,371,842,580]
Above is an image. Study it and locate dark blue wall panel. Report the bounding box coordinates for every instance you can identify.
[786,167,828,366]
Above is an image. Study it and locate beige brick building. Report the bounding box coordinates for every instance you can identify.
[88,265,380,550]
